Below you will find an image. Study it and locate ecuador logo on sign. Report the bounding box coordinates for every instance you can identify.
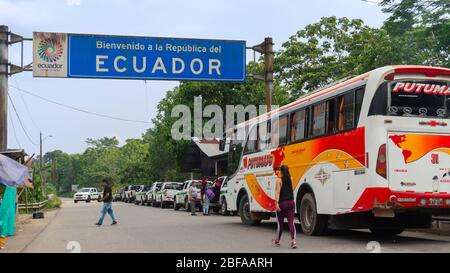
[33,32,246,82]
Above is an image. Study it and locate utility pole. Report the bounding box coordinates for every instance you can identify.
[263,37,274,110]
[0,25,8,151]
[248,37,274,111]
[39,131,43,186]
[52,158,57,192]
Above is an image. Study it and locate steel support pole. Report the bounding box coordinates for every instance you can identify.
[264,37,274,111]
[0,26,8,151]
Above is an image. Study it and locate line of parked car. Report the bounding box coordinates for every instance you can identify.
[113,176,235,215]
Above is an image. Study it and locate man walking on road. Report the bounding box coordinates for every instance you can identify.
[96,179,117,226]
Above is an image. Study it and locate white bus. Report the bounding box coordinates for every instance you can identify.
[221,65,450,236]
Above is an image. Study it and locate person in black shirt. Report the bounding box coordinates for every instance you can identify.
[96,179,117,226]
[272,165,297,249]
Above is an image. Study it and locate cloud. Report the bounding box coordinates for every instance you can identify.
[66,0,81,6]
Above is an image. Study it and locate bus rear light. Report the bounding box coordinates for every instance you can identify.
[389,195,398,204]
[376,144,387,179]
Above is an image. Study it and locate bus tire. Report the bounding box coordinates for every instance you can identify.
[239,194,261,225]
[299,193,328,236]
[369,228,404,236]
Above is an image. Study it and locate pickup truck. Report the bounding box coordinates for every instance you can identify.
[134,185,152,205]
[124,185,144,203]
[154,182,183,208]
[173,180,202,211]
[73,188,103,203]
[217,176,236,216]
[113,189,124,201]
[146,182,163,206]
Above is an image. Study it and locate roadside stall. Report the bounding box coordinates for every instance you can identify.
[0,153,33,249]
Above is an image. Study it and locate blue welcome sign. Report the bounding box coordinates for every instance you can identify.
[33,32,246,82]
[67,34,246,82]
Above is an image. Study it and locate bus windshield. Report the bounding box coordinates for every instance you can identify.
[387,80,449,118]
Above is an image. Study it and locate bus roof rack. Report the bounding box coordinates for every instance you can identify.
[297,75,355,100]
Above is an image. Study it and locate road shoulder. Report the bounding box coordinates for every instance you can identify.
[0,209,59,253]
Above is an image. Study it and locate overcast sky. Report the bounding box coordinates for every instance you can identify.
[0,0,387,156]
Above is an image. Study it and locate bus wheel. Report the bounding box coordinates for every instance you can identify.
[299,193,328,236]
[369,228,404,236]
[239,194,261,225]
[220,198,230,216]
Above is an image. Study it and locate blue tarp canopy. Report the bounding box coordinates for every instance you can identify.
[0,154,31,236]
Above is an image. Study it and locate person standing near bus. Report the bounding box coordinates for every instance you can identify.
[202,183,211,216]
[273,165,297,249]
[188,182,198,216]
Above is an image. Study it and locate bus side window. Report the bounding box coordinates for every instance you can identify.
[258,121,271,150]
[354,88,365,127]
[244,125,258,154]
[338,92,355,131]
[326,99,336,134]
[290,109,306,142]
[312,102,327,136]
[271,116,288,148]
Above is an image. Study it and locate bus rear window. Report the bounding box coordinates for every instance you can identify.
[370,81,449,118]
[388,81,449,118]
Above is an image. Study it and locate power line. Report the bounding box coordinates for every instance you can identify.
[8,106,22,148]
[9,85,152,124]
[8,93,38,146]
[13,78,41,131]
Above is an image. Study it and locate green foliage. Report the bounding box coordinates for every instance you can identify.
[275,16,398,99]
[381,0,450,67]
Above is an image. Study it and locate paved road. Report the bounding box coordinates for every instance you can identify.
[21,199,450,253]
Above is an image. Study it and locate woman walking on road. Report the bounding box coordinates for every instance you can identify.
[273,165,297,249]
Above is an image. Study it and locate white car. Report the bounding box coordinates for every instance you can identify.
[73,188,102,203]
[218,177,236,216]
[173,180,202,211]
[134,185,152,205]
[155,182,183,208]
[124,185,144,203]
[146,182,164,206]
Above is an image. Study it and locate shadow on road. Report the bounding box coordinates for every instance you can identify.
[222,219,450,246]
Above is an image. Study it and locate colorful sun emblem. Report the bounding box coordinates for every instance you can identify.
[37,38,63,63]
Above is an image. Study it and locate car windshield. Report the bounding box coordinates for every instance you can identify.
[143,186,151,191]
[80,189,90,192]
